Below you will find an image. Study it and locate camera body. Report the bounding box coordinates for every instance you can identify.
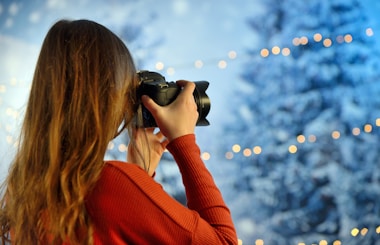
[137,70,210,128]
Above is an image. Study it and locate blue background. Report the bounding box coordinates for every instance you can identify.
[1,0,380,244]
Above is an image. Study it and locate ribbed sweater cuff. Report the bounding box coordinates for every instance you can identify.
[167,134,198,156]
[167,134,200,166]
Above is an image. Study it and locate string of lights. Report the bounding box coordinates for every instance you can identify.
[151,28,375,76]
[221,119,380,161]
[259,224,379,245]
[105,117,380,161]
[237,224,380,245]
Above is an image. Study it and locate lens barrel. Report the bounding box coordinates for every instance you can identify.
[193,81,210,126]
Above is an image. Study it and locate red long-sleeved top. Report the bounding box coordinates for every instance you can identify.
[85,134,238,244]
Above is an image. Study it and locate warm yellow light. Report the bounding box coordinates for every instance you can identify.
[281,47,291,56]
[10,78,18,86]
[272,46,281,55]
[201,152,211,161]
[376,118,380,127]
[313,33,322,42]
[297,243,306,245]
[243,148,252,157]
[319,240,328,245]
[361,227,368,236]
[232,144,241,153]
[366,28,374,36]
[297,135,306,143]
[331,130,340,139]
[228,50,237,59]
[218,60,227,69]
[118,143,127,152]
[308,135,317,143]
[260,48,270,57]
[332,240,342,245]
[6,108,13,116]
[376,225,380,234]
[292,37,300,46]
[344,34,353,43]
[323,38,332,47]
[225,152,234,160]
[352,127,360,136]
[288,145,297,154]
[6,135,13,144]
[5,108,18,119]
[194,60,203,68]
[0,85,6,93]
[13,140,19,148]
[253,146,262,154]
[255,239,264,245]
[5,124,13,132]
[351,228,360,237]
[107,142,115,150]
[336,35,344,44]
[300,36,308,45]
[155,62,164,70]
[364,124,372,133]
[167,67,175,75]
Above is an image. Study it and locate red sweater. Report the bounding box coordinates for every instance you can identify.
[85,134,238,244]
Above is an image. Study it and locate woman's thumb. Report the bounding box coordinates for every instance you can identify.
[141,95,158,114]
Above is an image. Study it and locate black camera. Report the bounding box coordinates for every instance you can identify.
[136,70,211,128]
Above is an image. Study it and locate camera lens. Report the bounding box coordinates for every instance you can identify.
[193,81,210,126]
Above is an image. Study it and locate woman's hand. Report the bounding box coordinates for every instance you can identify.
[141,80,199,141]
[127,128,168,176]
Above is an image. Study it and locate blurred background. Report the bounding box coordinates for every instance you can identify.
[1,0,380,244]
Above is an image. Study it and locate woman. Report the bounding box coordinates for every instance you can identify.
[0,19,238,244]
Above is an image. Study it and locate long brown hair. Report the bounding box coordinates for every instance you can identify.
[0,19,138,244]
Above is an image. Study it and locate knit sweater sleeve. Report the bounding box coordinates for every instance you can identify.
[166,134,238,244]
[86,134,237,245]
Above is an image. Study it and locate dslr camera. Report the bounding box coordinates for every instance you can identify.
[137,70,211,128]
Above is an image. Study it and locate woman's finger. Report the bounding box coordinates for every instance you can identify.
[155,130,165,139]
[160,138,169,149]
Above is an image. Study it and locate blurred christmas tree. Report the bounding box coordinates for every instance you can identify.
[223,0,380,244]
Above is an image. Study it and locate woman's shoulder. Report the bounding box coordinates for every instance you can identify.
[101,160,153,182]
[105,160,141,171]
[86,160,162,209]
